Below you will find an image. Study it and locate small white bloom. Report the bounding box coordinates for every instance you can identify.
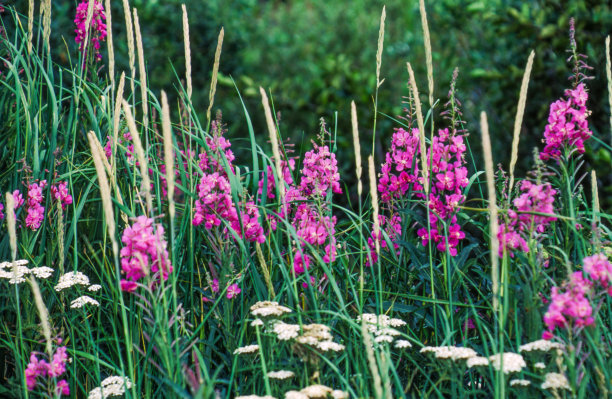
[510,379,531,387]
[236,396,276,399]
[542,372,570,390]
[374,335,394,344]
[0,265,32,284]
[421,346,478,361]
[316,341,345,352]
[250,318,264,327]
[299,384,332,398]
[534,362,546,369]
[55,271,90,291]
[395,340,412,349]
[489,353,526,374]
[519,339,564,353]
[233,345,259,355]
[71,295,100,309]
[88,375,132,399]
[330,390,348,399]
[389,318,407,327]
[273,322,300,341]
[467,356,489,368]
[285,392,308,399]
[88,284,102,292]
[267,370,294,380]
[31,266,54,279]
[0,259,29,268]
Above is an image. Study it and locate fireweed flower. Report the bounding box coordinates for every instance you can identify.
[497,180,557,257]
[583,253,612,294]
[0,202,4,220]
[25,180,47,230]
[74,0,107,61]
[540,83,592,161]
[13,189,24,209]
[119,216,172,292]
[542,271,594,339]
[51,181,73,210]
[25,346,70,395]
[104,133,134,162]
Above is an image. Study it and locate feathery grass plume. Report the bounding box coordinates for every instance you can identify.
[182,4,192,102]
[351,101,363,197]
[105,0,115,87]
[109,72,129,224]
[509,50,535,193]
[207,27,224,125]
[375,6,385,89]
[122,0,135,96]
[81,0,96,63]
[161,91,175,220]
[369,156,380,255]
[112,72,126,166]
[88,132,118,258]
[606,36,612,146]
[56,201,65,275]
[361,321,384,399]
[407,62,429,194]
[28,277,53,356]
[27,0,34,54]
[480,111,499,310]
[255,242,275,297]
[591,170,600,228]
[42,0,51,51]
[260,87,285,200]
[122,100,153,213]
[419,0,434,106]
[133,8,148,130]
[5,193,17,262]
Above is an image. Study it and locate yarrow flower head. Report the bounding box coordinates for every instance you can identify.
[119,216,173,292]
[74,0,107,61]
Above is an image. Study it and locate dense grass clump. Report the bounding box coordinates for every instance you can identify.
[1,2,611,398]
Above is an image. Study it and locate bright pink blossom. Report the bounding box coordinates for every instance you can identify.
[583,253,612,295]
[226,283,241,299]
[298,143,342,197]
[120,215,173,292]
[51,182,73,210]
[74,0,107,61]
[540,83,592,161]
[25,180,47,231]
[25,346,69,395]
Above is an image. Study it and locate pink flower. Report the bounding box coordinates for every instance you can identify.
[540,83,592,161]
[25,181,47,231]
[51,181,73,210]
[13,190,24,209]
[298,143,342,197]
[0,202,4,220]
[120,216,173,292]
[25,353,48,390]
[74,0,107,61]
[583,253,612,290]
[226,283,241,299]
[48,346,68,378]
[56,379,70,396]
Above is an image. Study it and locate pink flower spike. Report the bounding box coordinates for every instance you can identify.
[56,379,70,396]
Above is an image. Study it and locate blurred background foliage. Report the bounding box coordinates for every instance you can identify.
[5,0,612,204]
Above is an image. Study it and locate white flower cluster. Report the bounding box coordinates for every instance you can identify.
[420,346,478,361]
[55,271,90,291]
[466,356,489,368]
[295,323,345,353]
[358,313,409,349]
[267,370,295,380]
[0,260,54,284]
[510,379,531,387]
[519,339,564,353]
[70,295,100,309]
[233,345,260,355]
[88,284,102,292]
[285,384,347,399]
[488,353,526,374]
[273,322,301,341]
[541,372,570,390]
[87,376,133,399]
[250,301,292,318]
[235,396,276,399]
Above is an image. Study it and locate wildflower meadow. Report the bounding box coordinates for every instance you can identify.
[2,1,612,398]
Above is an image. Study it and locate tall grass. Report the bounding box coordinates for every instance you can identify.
[1,4,611,399]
